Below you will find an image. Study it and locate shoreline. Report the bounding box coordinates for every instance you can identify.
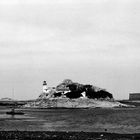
[0,131,140,140]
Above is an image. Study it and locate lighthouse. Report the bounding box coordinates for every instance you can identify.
[43,81,47,93]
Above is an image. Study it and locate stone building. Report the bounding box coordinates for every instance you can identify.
[129,93,140,100]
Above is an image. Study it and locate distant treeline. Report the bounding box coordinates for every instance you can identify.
[0,101,26,106]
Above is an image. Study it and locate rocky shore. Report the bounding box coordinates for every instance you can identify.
[24,98,132,108]
[0,131,139,140]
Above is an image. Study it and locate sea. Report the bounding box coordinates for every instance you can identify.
[0,106,140,134]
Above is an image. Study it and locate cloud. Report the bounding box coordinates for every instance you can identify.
[0,0,140,99]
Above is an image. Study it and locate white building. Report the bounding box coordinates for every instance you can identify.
[43,81,47,93]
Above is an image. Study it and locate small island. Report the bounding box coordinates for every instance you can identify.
[24,79,133,108]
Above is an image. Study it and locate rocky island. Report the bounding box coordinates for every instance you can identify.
[24,79,132,108]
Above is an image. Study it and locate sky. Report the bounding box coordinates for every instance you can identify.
[0,0,140,100]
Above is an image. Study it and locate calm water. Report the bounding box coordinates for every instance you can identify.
[0,107,140,133]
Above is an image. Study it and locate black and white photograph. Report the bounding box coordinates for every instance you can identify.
[0,0,140,139]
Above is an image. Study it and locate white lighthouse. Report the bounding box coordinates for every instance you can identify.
[43,81,47,93]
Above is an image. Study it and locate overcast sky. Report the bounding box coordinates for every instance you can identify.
[0,0,140,100]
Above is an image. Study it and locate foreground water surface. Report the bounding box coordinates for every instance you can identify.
[0,106,140,134]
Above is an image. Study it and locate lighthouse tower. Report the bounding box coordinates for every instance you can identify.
[43,81,47,93]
